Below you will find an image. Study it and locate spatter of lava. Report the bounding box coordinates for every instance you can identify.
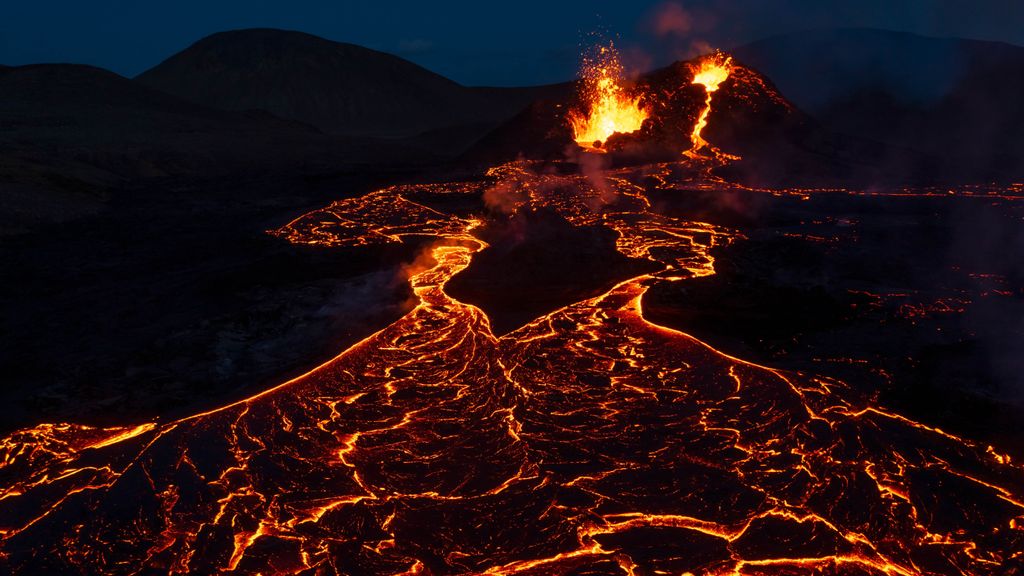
[568,48,743,165]
[568,43,649,152]
[0,160,1022,574]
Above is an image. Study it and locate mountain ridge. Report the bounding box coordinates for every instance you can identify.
[135,28,562,139]
[731,28,1024,178]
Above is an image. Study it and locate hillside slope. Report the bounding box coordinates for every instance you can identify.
[136,28,556,138]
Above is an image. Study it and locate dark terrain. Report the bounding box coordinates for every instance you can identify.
[0,170,427,431]
[137,29,566,145]
[733,28,1024,181]
[0,30,555,432]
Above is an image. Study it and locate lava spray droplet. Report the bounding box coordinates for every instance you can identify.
[568,43,649,152]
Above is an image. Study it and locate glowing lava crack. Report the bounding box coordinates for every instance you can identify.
[0,160,1022,575]
[686,53,740,161]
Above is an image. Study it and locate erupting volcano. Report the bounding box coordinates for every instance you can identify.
[472,47,798,175]
[2,30,1024,576]
[568,43,649,151]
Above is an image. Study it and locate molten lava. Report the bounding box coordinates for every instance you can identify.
[1,162,1022,575]
[687,53,735,158]
[568,44,649,152]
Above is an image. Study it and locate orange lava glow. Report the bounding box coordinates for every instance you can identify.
[687,53,736,158]
[568,44,649,151]
[1,160,1022,574]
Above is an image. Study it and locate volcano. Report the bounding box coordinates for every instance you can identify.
[464,52,959,187]
[463,53,797,167]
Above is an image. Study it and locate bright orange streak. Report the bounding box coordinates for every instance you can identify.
[85,423,157,450]
[687,53,733,156]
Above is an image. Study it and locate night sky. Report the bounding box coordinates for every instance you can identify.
[3,0,1023,86]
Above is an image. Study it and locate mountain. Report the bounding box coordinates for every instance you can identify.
[136,28,559,139]
[0,63,423,233]
[732,29,1024,180]
[731,29,973,113]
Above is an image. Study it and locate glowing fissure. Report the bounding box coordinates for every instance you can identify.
[569,43,649,151]
[0,161,1021,574]
[686,53,737,160]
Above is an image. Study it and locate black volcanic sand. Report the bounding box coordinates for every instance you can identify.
[641,186,1024,452]
[446,208,659,335]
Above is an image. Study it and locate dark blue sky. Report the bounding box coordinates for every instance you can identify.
[3,0,1022,86]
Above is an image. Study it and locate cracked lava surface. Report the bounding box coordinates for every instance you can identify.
[1,161,1023,575]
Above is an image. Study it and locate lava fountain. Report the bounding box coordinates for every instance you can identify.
[687,52,735,158]
[568,43,649,152]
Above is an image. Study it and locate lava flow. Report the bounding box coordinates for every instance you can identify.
[0,158,1022,575]
[568,43,649,151]
[686,53,739,161]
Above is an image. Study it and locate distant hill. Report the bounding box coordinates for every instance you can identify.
[733,29,1024,179]
[136,28,559,139]
[732,29,971,112]
[0,63,422,233]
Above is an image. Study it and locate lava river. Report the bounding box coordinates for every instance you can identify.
[1,162,1022,575]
